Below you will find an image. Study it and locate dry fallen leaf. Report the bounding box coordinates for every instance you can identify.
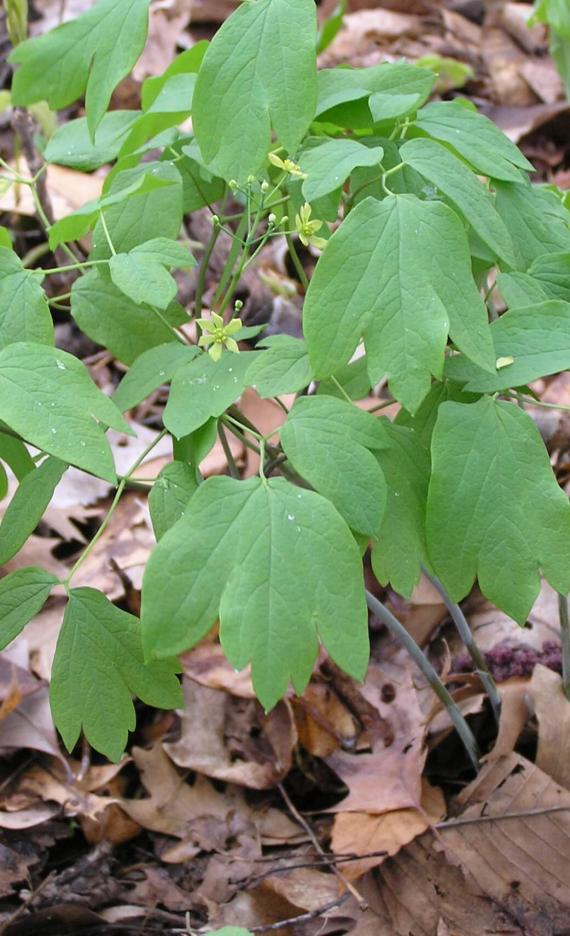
[530,663,570,790]
[485,677,530,761]
[331,779,445,880]
[163,677,297,789]
[326,656,427,815]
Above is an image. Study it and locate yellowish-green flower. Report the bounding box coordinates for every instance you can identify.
[196,312,242,362]
[295,203,327,250]
[268,152,307,178]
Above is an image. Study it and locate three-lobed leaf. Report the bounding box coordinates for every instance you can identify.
[109,238,195,310]
[280,395,388,536]
[371,422,430,597]
[245,336,312,398]
[10,0,151,138]
[0,457,67,566]
[414,100,533,181]
[0,568,59,650]
[399,138,516,268]
[0,247,53,349]
[426,397,570,622]
[164,351,256,438]
[113,343,199,412]
[148,461,198,541]
[0,343,130,483]
[71,271,187,365]
[193,0,317,182]
[142,475,369,710]
[304,194,494,412]
[299,139,384,202]
[51,588,182,761]
[446,300,570,391]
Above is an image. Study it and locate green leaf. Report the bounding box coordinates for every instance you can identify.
[281,395,388,536]
[494,181,570,270]
[497,271,550,308]
[51,588,182,761]
[371,422,429,597]
[109,238,195,310]
[316,62,434,127]
[48,171,174,249]
[142,43,208,110]
[10,0,151,138]
[317,0,346,54]
[0,433,35,480]
[446,300,570,391]
[193,0,317,182]
[178,143,226,213]
[317,357,372,401]
[372,419,430,597]
[0,457,67,566]
[44,111,140,171]
[0,462,6,501]
[90,162,183,259]
[299,139,383,202]
[113,343,198,411]
[71,271,187,365]
[426,396,570,622]
[142,476,368,710]
[399,138,516,268]
[120,74,196,155]
[0,227,11,249]
[0,247,53,349]
[172,418,218,470]
[525,252,570,301]
[164,351,255,438]
[149,461,198,541]
[209,929,252,936]
[414,100,533,181]
[0,343,130,483]
[304,194,494,413]
[0,567,59,650]
[246,336,312,397]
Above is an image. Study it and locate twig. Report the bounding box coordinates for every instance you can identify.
[422,565,501,724]
[365,589,481,772]
[436,804,570,830]
[278,783,368,910]
[248,893,352,932]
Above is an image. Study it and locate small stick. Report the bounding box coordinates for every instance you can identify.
[278,783,368,911]
[437,804,570,830]
[249,893,352,932]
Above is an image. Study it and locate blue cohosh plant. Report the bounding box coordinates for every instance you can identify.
[1,0,570,766]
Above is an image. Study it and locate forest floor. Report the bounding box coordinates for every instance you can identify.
[1,1,570,934]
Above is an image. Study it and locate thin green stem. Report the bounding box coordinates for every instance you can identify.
[365,589,480,772]
[41,259,108,275]
[285,233,309,290]
[508,391,570,414]
[47,292,72,305]
[224,413,264,441]
[381,161,405,196]
[195,223,221,317]
[64,429,168,587]
[218,422,240,479]
[558,592,570,702]
[421,565,501,724]
[330,375,353,405]
[99,210,116,256]
[221,416,261,455]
